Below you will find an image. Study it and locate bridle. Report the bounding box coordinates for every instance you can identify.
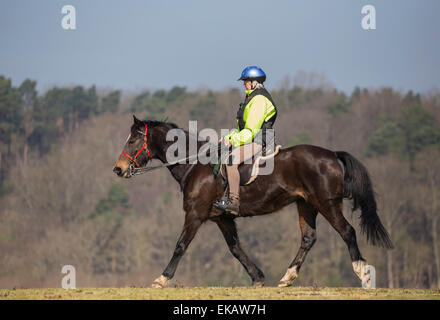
[121,123,151,169]
[119,123,225,177]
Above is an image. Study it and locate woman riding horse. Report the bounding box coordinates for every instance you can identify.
[214,66,277,214]
[113,71,393,288]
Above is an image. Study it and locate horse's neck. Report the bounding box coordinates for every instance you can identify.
[154,127,198,186]
[167,164,193,187]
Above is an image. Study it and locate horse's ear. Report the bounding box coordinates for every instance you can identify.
[133,114,143,126]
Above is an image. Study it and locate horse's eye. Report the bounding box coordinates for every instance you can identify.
[128,139,136,144]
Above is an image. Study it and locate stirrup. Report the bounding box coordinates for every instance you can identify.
[213,196,239,215]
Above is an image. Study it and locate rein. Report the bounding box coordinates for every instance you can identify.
[130,144,224,176]
[122,123,225,176]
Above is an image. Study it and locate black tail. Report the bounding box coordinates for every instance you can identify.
[336,151,394,249]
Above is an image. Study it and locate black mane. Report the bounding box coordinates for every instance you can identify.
[145,119,180,130]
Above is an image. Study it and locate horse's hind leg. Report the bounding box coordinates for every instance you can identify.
[316,198,367,281]
[215,216,265,286]
[278,200,317,287]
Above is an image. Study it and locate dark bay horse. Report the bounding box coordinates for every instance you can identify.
[113,116,393,288]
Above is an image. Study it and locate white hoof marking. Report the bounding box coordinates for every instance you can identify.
[151,275,169,288]
[278,266,298,287]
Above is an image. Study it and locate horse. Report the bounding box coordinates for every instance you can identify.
[113,115,393,288]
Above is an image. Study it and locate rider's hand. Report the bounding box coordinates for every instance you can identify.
[223,138,231,147]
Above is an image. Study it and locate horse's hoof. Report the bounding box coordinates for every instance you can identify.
[151,282,163,288]
[151,275,169,288]
[278,266,298,288]
[253,281,264,287]
[277,281,291,288]
[352,260,368,281]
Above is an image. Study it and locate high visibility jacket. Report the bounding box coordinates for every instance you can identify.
[226,88,277,147]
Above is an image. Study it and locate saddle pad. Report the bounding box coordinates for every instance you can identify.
[220,145,282,186]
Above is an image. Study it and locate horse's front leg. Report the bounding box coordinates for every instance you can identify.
[152,213,202,288]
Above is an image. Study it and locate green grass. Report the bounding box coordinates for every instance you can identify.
[1,286,439,300]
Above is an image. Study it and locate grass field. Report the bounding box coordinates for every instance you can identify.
[1,286,439,300]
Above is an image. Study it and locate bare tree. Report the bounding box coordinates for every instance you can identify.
[367,156,411,288]
[414,147,440,288]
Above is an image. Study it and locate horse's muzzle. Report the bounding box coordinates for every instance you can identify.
[113,166,133,178]
[113,166,123,176]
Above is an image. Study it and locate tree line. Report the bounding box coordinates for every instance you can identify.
[0,73,439,288]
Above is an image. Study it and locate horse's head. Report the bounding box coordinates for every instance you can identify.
[113,115,154,178]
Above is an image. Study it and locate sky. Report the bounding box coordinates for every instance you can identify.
[1,0,439,94]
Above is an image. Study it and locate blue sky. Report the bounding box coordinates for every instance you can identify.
[1,0,439,93]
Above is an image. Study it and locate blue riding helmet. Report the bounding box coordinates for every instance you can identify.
[238,66,266,83]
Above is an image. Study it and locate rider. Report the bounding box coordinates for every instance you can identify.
[214,66,277,215]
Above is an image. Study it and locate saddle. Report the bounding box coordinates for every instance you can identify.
[216,144,282,186]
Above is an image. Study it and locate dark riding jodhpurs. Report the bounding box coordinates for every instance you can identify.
[226,142,262,198]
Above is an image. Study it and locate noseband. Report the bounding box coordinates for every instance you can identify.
[121,123,151,168]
